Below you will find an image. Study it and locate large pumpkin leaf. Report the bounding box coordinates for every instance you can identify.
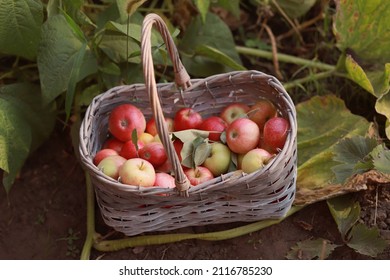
[333,0,390,65]
[37,14,97,104]
[296,95,371,199]
[0,83,56,192]
[0,0,43,60]
[179,13,242,77]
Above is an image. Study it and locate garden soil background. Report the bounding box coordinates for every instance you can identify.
[0,125,389,260]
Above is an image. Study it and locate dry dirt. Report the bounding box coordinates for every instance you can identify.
[1,126,389,260]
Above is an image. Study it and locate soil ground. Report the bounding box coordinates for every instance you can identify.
[0,126,389,260]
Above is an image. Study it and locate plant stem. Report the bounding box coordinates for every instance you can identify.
[80,172,95,260]
[283,70,335,90]
[93,205,304,252]
[236,46,336,72]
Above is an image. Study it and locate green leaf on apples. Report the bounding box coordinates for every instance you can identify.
[131,129,139,151]
[171,129,209,143]
[0,83,56,192]
[194,141,212,166]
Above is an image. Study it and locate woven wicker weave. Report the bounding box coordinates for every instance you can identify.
[79,13,297,236]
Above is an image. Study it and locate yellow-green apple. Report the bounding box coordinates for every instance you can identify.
[153,172,176,188]
[119,158,156,186]
[139,132,154,145]
[108,104,146,142]
[97,155,126,179]
[262,117,289,153]
[119,139,144,159]
[241,148,273,174]
[146,117,174,136]
[248,99,278,130]
[220,103,250,124]
[138,142,167,168]
[173,107,203,131]
[102,137,124,153]
[93,148,119,165]
[202,142,231,176]
[226,118,260,154]
[184,166,214,186]
[198,116,227,142]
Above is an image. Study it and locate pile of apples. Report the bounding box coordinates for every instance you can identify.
[93,99,289,189]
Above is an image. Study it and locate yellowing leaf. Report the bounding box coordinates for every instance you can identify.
[345,55,374,95]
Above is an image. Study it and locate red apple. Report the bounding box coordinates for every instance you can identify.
[262,117,289,153]
[173,107,203,131]
[226,118,260,154]
[184,166,214,186]
[220,103,250,124]
[241,148,273,174]
[119,158,156,187]
[247,99,278,130]
[97,155,126,179]
[156,158,173,173]
[146,117,174,136]
[102,137,124,153]
[93,148,118,165]
[153,172,176,188]
[202,142,231,176]
[198,116,227,142]
[119,140,144,159]
[108,104,146,142]
[173,139,184,162]
[138,142,167,168]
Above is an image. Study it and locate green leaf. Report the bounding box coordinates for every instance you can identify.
[179,13,242,77]
[172,129,209,143]
[334,0,390,64]
[271,0,317,19]
[0,83,56,192]
[193,141,211,166]
[327,196,361,239]
[214,0,240,18]
[375,88,390,140]
[194,45,247,71]
[332,136,378,183]
[296,95,371,190]
[370,144,390,174]
[345,55,375,95]
[37,14,97,104]
[0,0,43,60]
[194,0,210,23]
[116,0,147,21]
[347,223,388,258]
[286,238,340,260]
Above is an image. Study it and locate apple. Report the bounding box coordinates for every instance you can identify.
[139,132,154,145]
[138,142,167,168]
[119,158,156,187]
[202,142,231,176]
[236,153,245,169]
[97,155,126,179]
[108,103,146,142]
[198,116,227,142]
[262,117,289,153]
[156,158,173,173]
[146,117,174,136]
[119,139,144,159]
[220,103,250,124]
[153,172,176,188]
[102,137,124,153]
[184,166,214,186]
[226,118,260,154]
[173,139,184,162]
[241,148,273,174]
[93,148,118,165]
[247,99,278,130]
[173,107,203,131]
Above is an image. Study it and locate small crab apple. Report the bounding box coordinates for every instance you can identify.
[226,118,260,154]
[93,148,118,165]
[262,117,289,153]
[198,116,227,142]
[119,158,156,187]
[248,99,278,130]
[220,103,250,124]
[184,166,214,186]
[138,142,167,168]
[241,148,273,174]
[146,117,174,136]
[97,155,126,180]
[174,108,203,131]
[108,104,146,142]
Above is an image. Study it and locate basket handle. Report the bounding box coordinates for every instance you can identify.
[141,13,191,197]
